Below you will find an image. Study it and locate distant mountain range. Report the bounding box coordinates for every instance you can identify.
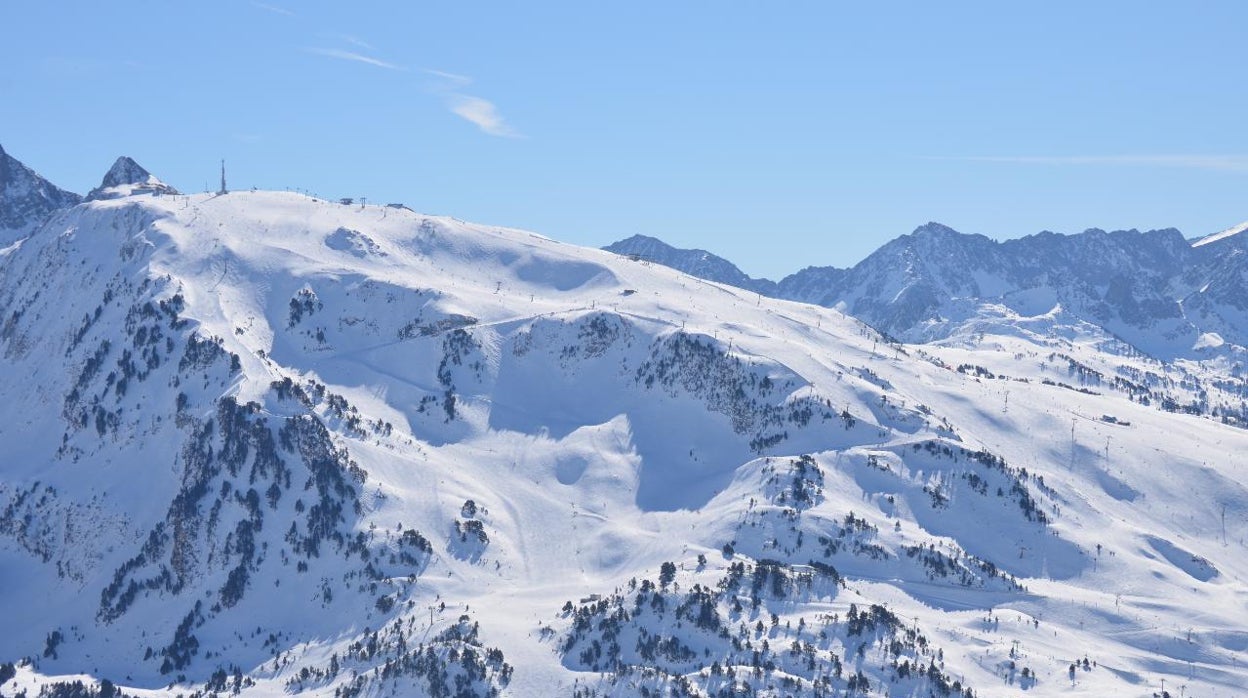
[606,219,1248,359]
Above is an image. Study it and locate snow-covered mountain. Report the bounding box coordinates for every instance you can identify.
[604,234,777,295]
[3,150,1248,698]
[0,144,81,243]
[783,223,1196,349]
[613,221,1248,361]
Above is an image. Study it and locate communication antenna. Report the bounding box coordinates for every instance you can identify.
[218,160,228,195]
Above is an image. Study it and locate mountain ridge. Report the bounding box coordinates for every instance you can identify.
[603,234,777,295]
[608,221,1248,359]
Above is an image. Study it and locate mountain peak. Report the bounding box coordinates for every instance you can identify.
[87,156,178,200]
[0,144,82,235]
[911,221,961,237]
[101,156,153,188]
[603,234,777,294]
[610,233,671,251]
[903,222,994,249]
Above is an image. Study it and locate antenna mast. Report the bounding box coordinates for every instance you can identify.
[218,160,228,195]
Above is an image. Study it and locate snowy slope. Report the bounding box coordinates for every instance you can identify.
[0,170,1247,698]
[1192,220,1248,248]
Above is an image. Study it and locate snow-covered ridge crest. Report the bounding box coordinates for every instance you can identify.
[1192,219,1248,247]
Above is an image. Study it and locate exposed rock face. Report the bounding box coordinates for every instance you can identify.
[0,143,82,238]
[86,156,179,200]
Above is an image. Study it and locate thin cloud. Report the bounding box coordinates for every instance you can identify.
[341,35,374,50]
[308,48,404,71]
[422,69,520,138]
[422,68,472,88]
[450,95,520,138]
[253,2,294,16]
[933,154,1248,172]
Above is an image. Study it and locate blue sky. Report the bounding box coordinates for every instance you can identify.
[2,2,1246,278]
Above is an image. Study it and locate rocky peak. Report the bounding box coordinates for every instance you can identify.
[100,156,154,188]
[86,156,179,200]
[0,143,82,236]
[910,221,961,238]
